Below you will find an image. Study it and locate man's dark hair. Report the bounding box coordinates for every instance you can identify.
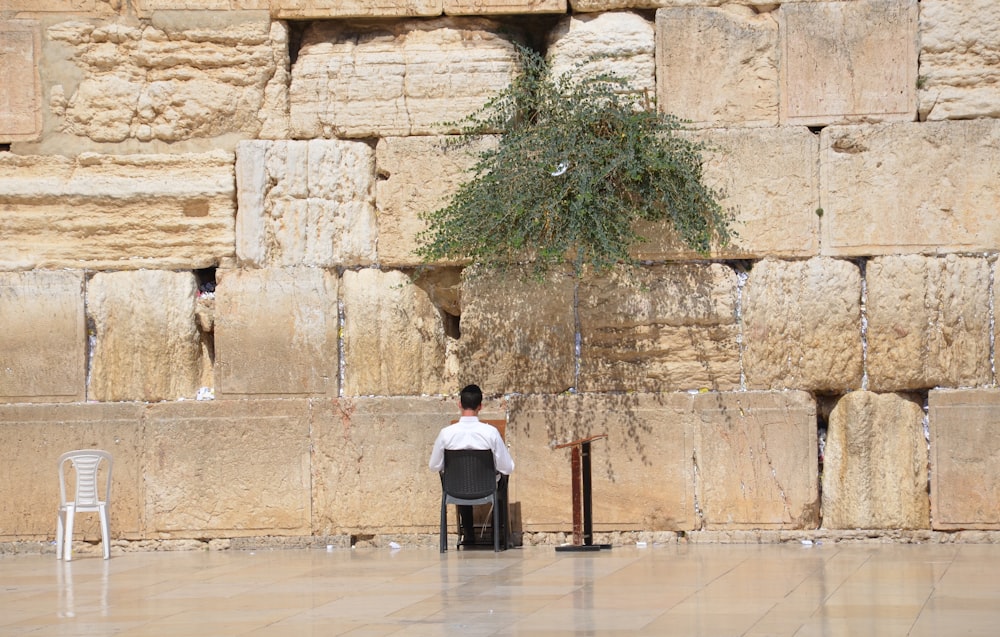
[459,384,483,410]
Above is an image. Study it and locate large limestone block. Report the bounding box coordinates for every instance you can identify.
[88,270,202,402]
[918,0,1000,120]
[457,268,576,394]
[0,271,86,403]
[134,0,270,14]
[577,264,740,393]
[866,255,991,391]
[0,151,235,271]
[274,0,441,19]
[0,0,119,11]
[634,127,820,259]
[547,12,655,95]
[374,135,495,267]
[445,0,565,14]
[821,391,929,530]
[572,0,668,11]
[820,120,1000,255]
[144,400,312,537]
[929,389,1000,530]
[37,16,288,152]
[0,20,42,142]
[0,403,145,540]
[743,258,862,392]
[342,268,455,396]
[656,6,778,127]
[289,18,520,138]
[214,267,339,399]
[779,0,918,125]
[236,140,377,267]
[508,393,697,532]
[697,390,818,529]
[310,396,507,534]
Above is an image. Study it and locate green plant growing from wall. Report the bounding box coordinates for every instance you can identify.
[416,45,734,276]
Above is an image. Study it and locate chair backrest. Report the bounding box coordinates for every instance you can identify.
[58,450,113,507]
[442,449,496,500]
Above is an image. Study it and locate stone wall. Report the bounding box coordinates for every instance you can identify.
[1,0,999,547]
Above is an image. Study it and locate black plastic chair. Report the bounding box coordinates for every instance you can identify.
[440,449,500,553]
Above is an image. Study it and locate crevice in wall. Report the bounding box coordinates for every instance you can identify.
[0,143,10,152]
[692,448,705,530]
[84,273,96,402]
[814,392,839,529]
[728,259,753,391]
[194,267,216,395]
[286,20,308,66]
[857,257,870,390]
[988,256,996,386]
[410,266,463,341]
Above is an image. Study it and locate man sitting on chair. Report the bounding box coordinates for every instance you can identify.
[429,384,514,544]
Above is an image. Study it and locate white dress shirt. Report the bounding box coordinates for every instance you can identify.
[428,416,514,475]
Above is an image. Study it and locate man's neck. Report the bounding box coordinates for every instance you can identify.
[459,409,480,418]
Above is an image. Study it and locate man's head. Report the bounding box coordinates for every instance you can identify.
[459,384,483,411]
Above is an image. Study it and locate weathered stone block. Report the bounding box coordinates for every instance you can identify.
[457,268,576,394]
[445,0,565,14]
[821,391,929,530]
[779,0,918,125]
[236,140,377,267]
[0,271,86,403]
[37,15,287,151]
[88,270,203,402]
[0,151,236,271]
[656,6,778,127]
[144,400,312,537]
[572,0,668,11]
[310,396,506,534]
[0,20,41,142]
[866,255,992,391]
[820,120,1000,255]
[214,267,339,399]
[0,403,145,540]
[919,0,1000,120]
[697,390,818,529]
[635,127,820,259]
[289,18,520,138]
[342,268,455,396]
[929,389,1000,530]
[274,0,441,19]
[374,135,496,267]
[1,0,117,11]
[743,257,862,392]
[508,393,697,532]
[578,264,740,393]
[548,12,655,95]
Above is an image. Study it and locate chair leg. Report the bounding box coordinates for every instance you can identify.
[492,498,500,552]
[56,510,65,560]
[440,495,448,553]
[63,506,75,561]
[99,504,110,560]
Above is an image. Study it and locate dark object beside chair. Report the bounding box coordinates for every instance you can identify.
[440,449,501,553]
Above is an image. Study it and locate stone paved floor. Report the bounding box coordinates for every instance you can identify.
[1,542,998,636]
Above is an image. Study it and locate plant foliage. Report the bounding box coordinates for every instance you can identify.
[416,45,734,276]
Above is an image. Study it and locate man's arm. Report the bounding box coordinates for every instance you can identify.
[429,434,445,472]
[492,435,514,475]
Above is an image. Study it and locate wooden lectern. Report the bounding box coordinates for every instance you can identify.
[554,434,612,552]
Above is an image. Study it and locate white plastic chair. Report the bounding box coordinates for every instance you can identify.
[56,450,113,560]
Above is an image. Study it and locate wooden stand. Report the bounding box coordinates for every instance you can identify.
[554,434,612,552]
